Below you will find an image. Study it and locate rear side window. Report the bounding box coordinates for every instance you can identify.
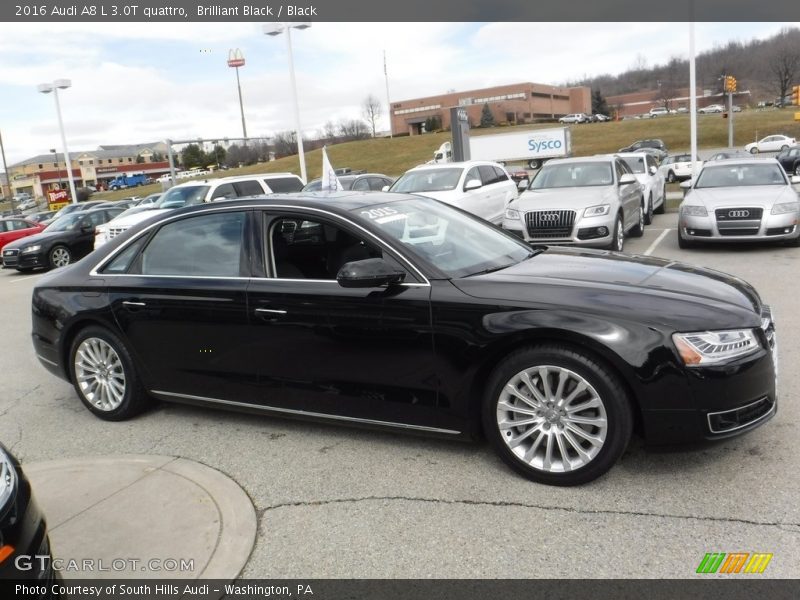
[138,211,247,277]
[351,178,370,191]
[493,166,509,182]
[263,177,304,193]
[479,165,499,185]
[233,180,264,197]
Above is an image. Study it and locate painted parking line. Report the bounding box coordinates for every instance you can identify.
[644,229,672,256]
[7,273,45,284]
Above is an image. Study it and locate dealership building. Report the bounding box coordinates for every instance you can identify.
[390,82,592,135]
[7,142,172,199]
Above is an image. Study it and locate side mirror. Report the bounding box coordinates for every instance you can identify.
[517,179,529,191]
[464,179,482,191]
[81,224,95,233]
[381,185,390,192]
[619,173,636,185]
[337,258,405,288]
[680,179,693,190]
[649,166,658,175]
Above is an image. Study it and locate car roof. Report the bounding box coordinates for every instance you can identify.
[408,160,504,171]
[614,152,651,158]
[547,156,615,166]
[702,158,780,166]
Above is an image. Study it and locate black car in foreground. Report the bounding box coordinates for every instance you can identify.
[30,194,777,485]
[3,207,123,271]
[0,443,57,587]
[775,145,800,176]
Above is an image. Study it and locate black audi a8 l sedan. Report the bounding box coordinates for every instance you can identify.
[30,193,777,485]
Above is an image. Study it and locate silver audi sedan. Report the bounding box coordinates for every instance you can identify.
[678,159,800,248]
[502,156,645,251]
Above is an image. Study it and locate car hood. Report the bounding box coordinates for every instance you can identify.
[409,190,462,203]
[687,185,795,207]
[452,247,762,330]
[3,228,75,250]
[511,186,616,211]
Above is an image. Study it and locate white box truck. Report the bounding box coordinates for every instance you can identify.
[431,127,572,169]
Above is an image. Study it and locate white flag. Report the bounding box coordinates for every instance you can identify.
[320,146,344,192]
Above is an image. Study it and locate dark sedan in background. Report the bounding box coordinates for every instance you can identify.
[31,194,777,486]
[0,443,57,587]
[3,207,123,271]
[301,172,394,192]
[775,146,800,176]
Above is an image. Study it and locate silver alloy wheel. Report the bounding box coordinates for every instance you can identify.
[496,366,608,473]
[74,337,127,411]
[50,247,71,268]
[616,218,624,251]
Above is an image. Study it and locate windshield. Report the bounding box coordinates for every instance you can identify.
[43,213,83,232]
[621,157,645,174]
[530,162,613,189]
[695,164,788,188]
[353,198,533,278]
[390,169,462,193]
[155,185,209,208]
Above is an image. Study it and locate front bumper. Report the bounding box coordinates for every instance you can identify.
[502,211,616,247]
[2,248,47,270]
[681,208,799,242]
[642,307,778,444]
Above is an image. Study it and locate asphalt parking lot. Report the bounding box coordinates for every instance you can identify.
[1,209,798,579]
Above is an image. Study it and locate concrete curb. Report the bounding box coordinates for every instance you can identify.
[24,455,256,587]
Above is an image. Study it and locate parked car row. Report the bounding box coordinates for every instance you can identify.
[558,113,610,124]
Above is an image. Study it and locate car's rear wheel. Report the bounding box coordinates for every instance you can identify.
[654,185,666,214]
[483,345,633,486]
[644,194,654,225]
[750,147,759,154]
[69,326,152,421]
[49,245,71,269]
[794,163,800,176]
[630,203,645,237]
[528,159,541,170]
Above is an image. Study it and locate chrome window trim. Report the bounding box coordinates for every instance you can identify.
[151,390,460,435]
[90,203,432,286]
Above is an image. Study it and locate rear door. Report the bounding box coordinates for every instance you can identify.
[105,208,256,402]
[478,165,506,223]
[460,166,494,222]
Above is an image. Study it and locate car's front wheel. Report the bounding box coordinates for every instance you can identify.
[608,214,624,251]
[667,170,676,183]
[794,163,800,176]
[483,345,634,486]
[49,245,71,269]
[69,326,152,421]
[654,185,666,214]
[630,203,645,237]
[678,229,695,249]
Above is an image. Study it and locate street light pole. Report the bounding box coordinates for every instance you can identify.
[38,80,79,204]
[264,22,310,184]
[51,148,64,190]
[227,49,248,141]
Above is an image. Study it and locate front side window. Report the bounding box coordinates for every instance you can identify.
[138,211,246,277]
[268,216,383,280]
[156,185,210,208]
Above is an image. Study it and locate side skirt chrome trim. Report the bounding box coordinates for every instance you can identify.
[36,354,59,367]
[151,390,461,435]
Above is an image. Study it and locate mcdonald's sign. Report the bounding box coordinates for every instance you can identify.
[227,48,245,68]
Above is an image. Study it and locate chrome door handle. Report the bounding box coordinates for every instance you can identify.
[255,308,287,315]
[122,301,146,307]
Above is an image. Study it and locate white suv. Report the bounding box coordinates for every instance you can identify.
[94,173,303,248]
[388,161,518,224]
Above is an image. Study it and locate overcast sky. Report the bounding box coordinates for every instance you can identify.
[0,21,796,165]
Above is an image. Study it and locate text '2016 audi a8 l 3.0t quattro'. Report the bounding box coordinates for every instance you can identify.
[30,193,777,485]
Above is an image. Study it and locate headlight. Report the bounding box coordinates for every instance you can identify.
[20,245,42,254]
[583,205,610,217]
[672,329,761,366]
[681,205,708,217]
[0,445,18,511]
[771,201,800,215]
[505,208,521,220]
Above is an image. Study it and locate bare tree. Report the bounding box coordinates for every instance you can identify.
[657,57,682,110]
[337,119,370,141]
[272,131,298,157]
[323,120,338,143]
[362,94,382,137]
[769,29,800,105]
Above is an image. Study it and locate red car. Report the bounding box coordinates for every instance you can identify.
[0,217,45,251]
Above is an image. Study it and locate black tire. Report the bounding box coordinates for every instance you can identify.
[654,186,666,214]
[793,163,800,176]
[630,203,645,238]
[48,245,71,269]
[678,229,695,249]
[528,159,542,170]
[750,147,759,154]
[785,235,800,247]
[608,214,624,251]
[643,194,654,225]
[15,267,34,273]
[667,170,676,183]
[482,344,634,486]
[68,325,152,421]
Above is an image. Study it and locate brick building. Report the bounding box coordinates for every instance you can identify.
[390,82,592,135]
